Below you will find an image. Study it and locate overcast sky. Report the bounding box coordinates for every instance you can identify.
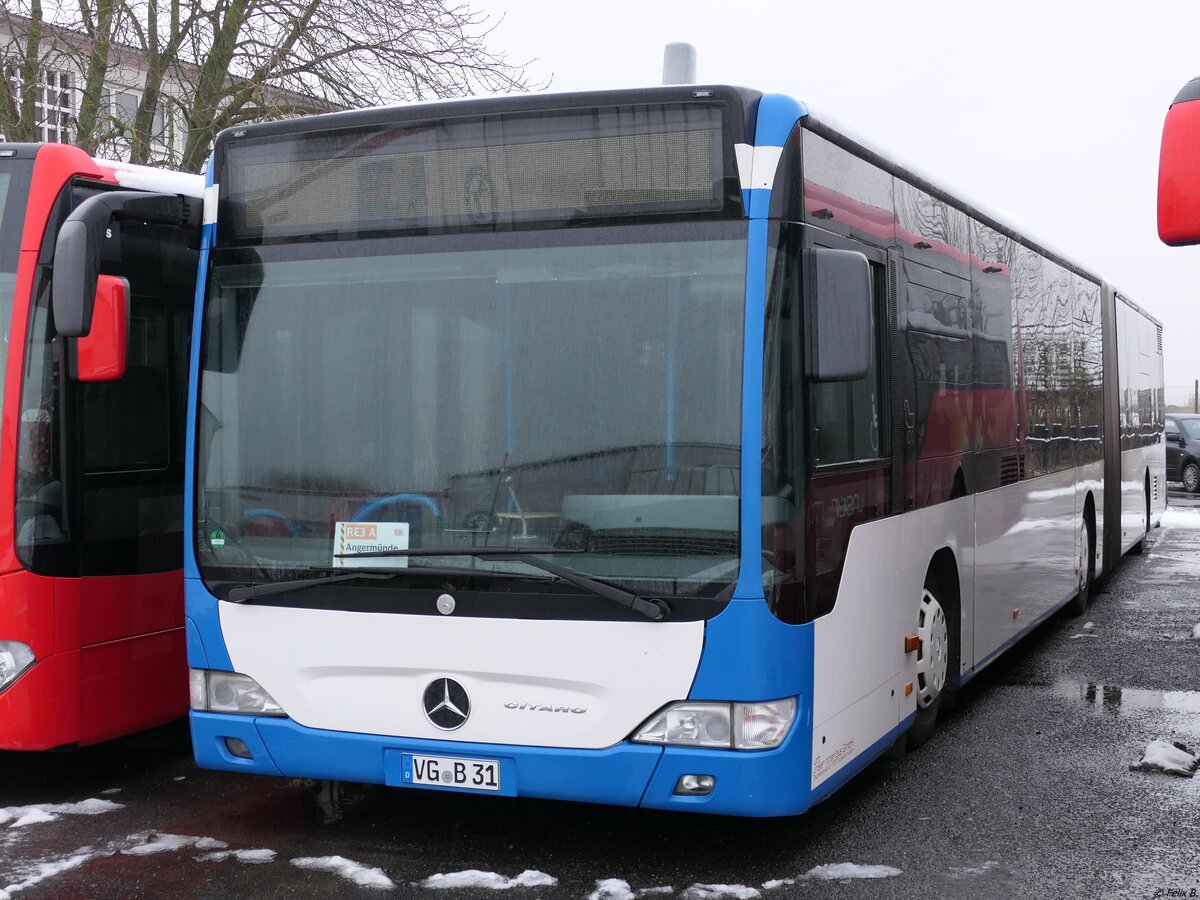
[478,0,1200,393]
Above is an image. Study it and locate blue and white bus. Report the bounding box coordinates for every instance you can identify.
[176,85,1164,816]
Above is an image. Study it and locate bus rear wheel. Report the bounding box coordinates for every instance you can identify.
[908,574,950,748]
[1065,515,1092,617]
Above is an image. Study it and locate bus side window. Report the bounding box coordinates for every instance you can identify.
[809,260,886,466]
[79,296,186,575]
[15,286,67,557]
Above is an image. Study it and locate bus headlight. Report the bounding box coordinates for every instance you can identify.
[0,641,35,691]
[632,698,796,750]
[189,668,287,717]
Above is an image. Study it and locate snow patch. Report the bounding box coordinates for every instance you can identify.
[1160,508,1200,529]
[1131,740,1199,777]
[1083,621,1095,631]
[10,810,56,829]
[681,885,760,900]
[0,799,122,829]
[802,863,902,880]
[640,890,674,896]
[949,861,1003,878]
[765,864,902,886]
[420,870,558,890]
[198,848,276,864]
[292,856,395,890]
[100,788,122,796]
[0,846,99,899]
[121,834,218,856]
[1068,633,1097,640]
[591,880,636,900]
[1191,623,1200,640]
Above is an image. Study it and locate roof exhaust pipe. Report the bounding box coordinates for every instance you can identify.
[662,43,697,85]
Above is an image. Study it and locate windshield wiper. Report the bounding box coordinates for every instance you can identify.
[335,548,672,621]
[224,564,555,604]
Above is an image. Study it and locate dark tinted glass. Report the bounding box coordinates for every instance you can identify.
[221,104,731,241]
[196,222,747,602]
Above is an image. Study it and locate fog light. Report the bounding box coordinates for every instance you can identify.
[224,737,253,759]
[674,774,715,796]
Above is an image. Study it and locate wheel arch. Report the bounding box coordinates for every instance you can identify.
[926,546,962,681]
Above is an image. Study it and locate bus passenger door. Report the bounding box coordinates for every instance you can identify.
[72,273,193,743]
[804,231,908,761]
[805,233,892,616]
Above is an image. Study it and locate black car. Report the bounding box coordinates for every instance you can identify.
[1166,414,1200,491]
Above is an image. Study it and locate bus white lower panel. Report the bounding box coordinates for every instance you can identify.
[218,605,703,750]
[811,496,974,789]
[1120,445,1166,552]
[974,467,1080,665]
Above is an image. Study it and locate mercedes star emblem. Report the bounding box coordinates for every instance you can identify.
[423,677,470,730]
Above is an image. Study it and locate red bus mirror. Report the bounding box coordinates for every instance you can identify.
[76,275,129,382]
[1158,77,1200,245]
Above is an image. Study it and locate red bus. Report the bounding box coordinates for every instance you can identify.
[0,142,202,749]
[1159,77,1200,245]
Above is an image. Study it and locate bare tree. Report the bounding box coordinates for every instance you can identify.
[0,0,532,171]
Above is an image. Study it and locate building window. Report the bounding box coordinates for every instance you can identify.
[36,70,73,143]
[3,68,75,143]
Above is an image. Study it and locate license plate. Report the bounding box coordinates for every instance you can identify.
[401,753,501,792]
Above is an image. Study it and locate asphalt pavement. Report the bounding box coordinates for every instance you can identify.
[2,502,1199,899]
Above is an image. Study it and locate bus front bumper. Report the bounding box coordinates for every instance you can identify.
[190,711,818,817]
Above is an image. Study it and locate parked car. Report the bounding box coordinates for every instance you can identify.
[1166,414,1200,491]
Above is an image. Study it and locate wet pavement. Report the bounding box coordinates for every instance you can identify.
[3,504,1200,899]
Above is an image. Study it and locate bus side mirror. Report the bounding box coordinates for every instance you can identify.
[1159,76,1200,245]
[75,275,129,383]
[52,190,200,337]
[803,247,871,381]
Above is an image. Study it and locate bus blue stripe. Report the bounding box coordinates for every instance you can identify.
[184,155,233,673]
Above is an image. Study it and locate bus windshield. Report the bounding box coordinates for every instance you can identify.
[196,221,747,601]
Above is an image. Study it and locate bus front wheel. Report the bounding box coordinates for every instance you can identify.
[908,574,951,748]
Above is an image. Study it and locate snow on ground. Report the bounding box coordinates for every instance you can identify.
[99,788,122,796]
[948,861,1003,878]
[197,848,277,864]
[1130,740,1200,777]
[802,864,902,880]
[1083,621,1095,631]
[121,834,230,856]
[0,799,122,829]
[589,880,674,900]
[1192,623,1200,640]
[292,856,395,890]
[1160,508,1200,529]
[0,847,101,899]
[419,870,558,890]
[590,880,636,900]
[764,863,902,888]
[680,885,760,900]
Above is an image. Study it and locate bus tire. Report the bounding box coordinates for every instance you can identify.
[1065,513,1093,617]
[908,572,952,748]
[301,779,385,826]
